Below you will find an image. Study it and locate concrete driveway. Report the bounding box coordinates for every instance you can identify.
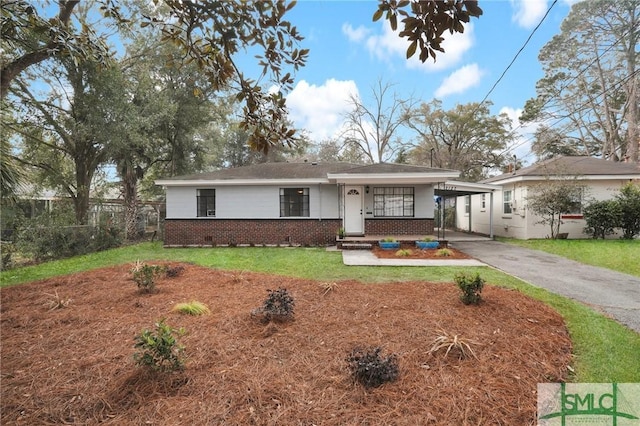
[452,240,640,334]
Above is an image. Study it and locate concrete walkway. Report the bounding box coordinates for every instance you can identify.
[452,240,640,334]
[339,238,640,333]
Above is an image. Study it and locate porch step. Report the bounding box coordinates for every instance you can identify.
[339,242,373,250]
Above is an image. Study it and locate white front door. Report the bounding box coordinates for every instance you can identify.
[344,186,364,235]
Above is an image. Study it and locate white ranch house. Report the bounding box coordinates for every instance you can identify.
[155,162,493,247]
[455,156,640,239]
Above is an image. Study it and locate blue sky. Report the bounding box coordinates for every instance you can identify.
[280,0,577,165]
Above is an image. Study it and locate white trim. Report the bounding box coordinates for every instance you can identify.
[486,174,639,185]
[327,172,459,184]
[156,178,330,187]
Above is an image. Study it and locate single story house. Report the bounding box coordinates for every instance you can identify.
[455,156,640,239]
[155,161,494,247]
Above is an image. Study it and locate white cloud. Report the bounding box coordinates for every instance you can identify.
[510,0,548,29]
[346,20,474,72]
[287,79,359,142]
[499,106,542,163]
[341,23,370,43]
[434,64,484,98]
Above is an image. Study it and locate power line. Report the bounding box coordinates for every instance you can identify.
[476,0,559,108]
[496,26,635,159]
[503,69,640,161]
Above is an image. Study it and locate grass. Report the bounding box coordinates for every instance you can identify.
[1,242,639,382]
[502,238,640,277]
[172,301,211,316]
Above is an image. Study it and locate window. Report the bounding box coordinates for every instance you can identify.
[373,187,414,217]
[464,195,470,215]
[197,189,216,217]
[481,194,486,210]
[503,190,512,214]
[563,188,584,216]
[280,188,309,217]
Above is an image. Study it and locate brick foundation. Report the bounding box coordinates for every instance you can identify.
[365,218,435,235]
[164,219,342,247]
[163,218,435,247]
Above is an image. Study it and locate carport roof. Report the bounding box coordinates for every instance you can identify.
[435,181,500,197]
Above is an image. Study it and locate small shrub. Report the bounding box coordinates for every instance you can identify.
[428,329,479,359]
[252,288,295,323]
[165,265,185,278]
[421,236,435,242]
[381,237,396,242]
[436,248,453,257]
[44,290,71,310]
[454,272,485,305]
[131,261,165,293]
[346,346,399,388]
[133,319,186,372]
[172,301,210,316]
[395,249,413,257]
[319,281,339,295]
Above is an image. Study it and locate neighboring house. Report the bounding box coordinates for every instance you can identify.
[155,161,495,247]
[456,156,640,239]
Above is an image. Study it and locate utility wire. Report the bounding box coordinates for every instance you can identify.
[496,26,635,159]
[476,0,558,109]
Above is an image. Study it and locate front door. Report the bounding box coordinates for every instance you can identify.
[344,186,364,235]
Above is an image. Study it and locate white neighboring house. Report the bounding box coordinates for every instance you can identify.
[455,156,640,239]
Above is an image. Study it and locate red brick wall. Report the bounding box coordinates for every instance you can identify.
[365,218,434,235]
[164,219,342,247]
[164,218,435,246]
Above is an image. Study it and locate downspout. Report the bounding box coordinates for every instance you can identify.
[468,195,472,233]
[489,191,494,239]
[318,184,322,221]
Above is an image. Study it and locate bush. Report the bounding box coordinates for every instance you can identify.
[133,319,186,372]
[252,288,295,323]
[165,265,185,278]
[454,272,485,305]
[131,261,165,293]
[395,249,412,257]
[583,199,620,239]
[616,183,640,239]
[436,248,453,257]
[346,346,399,388]
[14,219,121,263]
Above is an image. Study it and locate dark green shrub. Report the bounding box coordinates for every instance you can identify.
[583,199,621,239]
[131,262,165,293]
[134,319,186,372]
[454,272,485,305]
[91,224,122,251]
[615,183,640,239]
[346,346,399,388]
[165,265,185,278]
[252,288,295,323]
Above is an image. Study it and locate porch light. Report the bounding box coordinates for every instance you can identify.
[365,185,370,194]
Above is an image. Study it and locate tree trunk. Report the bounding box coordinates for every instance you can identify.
[122,165,139,240]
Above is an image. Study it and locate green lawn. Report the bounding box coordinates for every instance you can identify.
[502,238,640,277]
[1,242,639,383]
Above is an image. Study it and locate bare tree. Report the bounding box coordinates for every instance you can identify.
[341,80,415,163]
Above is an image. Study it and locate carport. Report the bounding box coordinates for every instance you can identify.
[434,180,501,240]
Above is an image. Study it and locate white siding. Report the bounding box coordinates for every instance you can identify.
[166,186,197,218]
[165,184,340,219]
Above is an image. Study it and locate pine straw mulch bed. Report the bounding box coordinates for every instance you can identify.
[1,262,572,425]
[372,244,472,260]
